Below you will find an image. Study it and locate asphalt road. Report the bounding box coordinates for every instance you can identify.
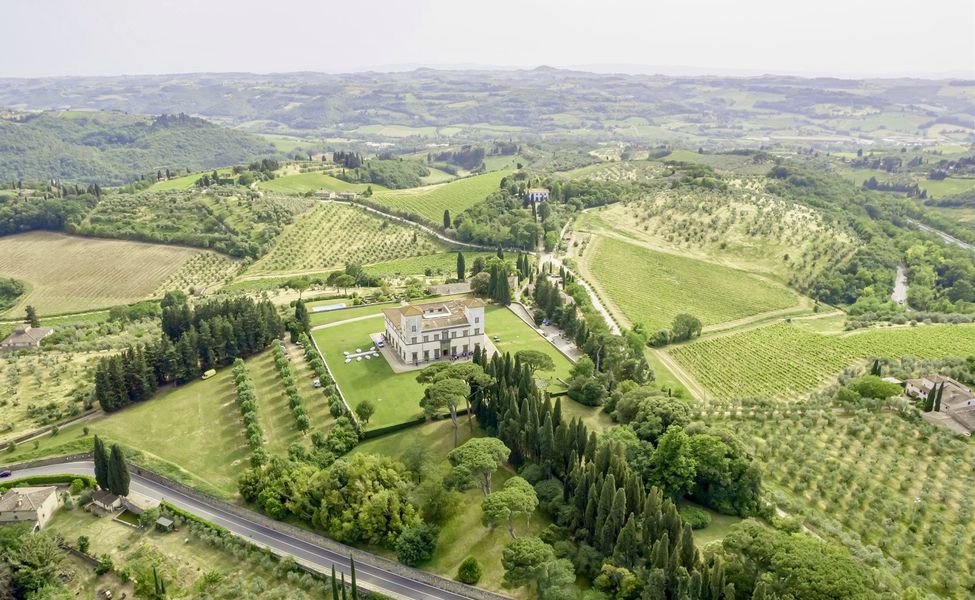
[6,461,477,600]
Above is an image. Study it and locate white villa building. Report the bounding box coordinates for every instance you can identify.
[526,187,550,202]
[383,298,486,365]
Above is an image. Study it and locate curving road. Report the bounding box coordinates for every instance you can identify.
[6,461,482,600]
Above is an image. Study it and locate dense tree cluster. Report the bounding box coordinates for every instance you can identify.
[0,186,97,237]
[94,293,282,411]
[428,146,486,171]
[332,151,363,169]
[335,159,429,189]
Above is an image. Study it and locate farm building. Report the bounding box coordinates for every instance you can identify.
[0,486,61,531]
[383,297,485,366]
[0,324,54,351]
[908,375,975,435]
[91,490,122,513]
[526,187,550,202]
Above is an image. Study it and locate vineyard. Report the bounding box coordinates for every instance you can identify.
[670,322,975,399]
[703,407,975,596]
[244,203,444,276]
[371,169,510,224]
[581,181,857,285]
[154,251,240,295]
[0,231,203,316]
[584,236,798,330]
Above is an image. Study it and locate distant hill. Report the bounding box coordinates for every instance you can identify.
[0,70,971,146]
[0,110,276,185]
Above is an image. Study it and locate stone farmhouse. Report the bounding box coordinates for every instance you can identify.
[907,375,975,435]
[0,486,61,531]
[383,298,486,366]
[0,324,54,352]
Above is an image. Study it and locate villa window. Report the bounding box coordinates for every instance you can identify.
[411,337,417,344]
[411,325,417,332]
[474,328,480,335]
[424,350,429,360]
[423,335,429,342]
[475,316,480,323]
[451,331,457,338]
[434,333,439,340]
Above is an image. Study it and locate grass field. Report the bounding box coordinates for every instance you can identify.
[258,171,384,195]
[372,170,509,224]
[312,316,426,428]
[707,408,975,596]
[919,176,975,198]
[670,323,975,399]
[2,361,248,496]
[0,232,207,317]
[585,236,798,330]
[244,203,445,277]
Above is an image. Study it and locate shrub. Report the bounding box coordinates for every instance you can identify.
[678,506,712,530]
[395,524,439,566]
[456,556,482,584]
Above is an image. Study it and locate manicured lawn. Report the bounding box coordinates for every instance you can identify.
[94,366,249,494]
[313,318,427,428]
[485,305,573,390]
[310,303,394,328]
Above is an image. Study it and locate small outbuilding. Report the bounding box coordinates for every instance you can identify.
[155,516,175,532]
[91,490,122,513]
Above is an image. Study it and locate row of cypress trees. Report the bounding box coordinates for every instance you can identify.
[92,435,129,496]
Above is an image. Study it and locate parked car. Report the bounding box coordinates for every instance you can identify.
[0,469,12,478]
[312,379,322,388]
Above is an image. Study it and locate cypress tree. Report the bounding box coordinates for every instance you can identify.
[924,386,936,412]
[350,557,358,600]
[456,252,466,281]
[612,513,639,568]
[443,209,451,229]
[107,444,130,496]
[341,572,347,600]
[331,565,339,600]
[934,382,944,412]
[600,488,627,553]
[594,475,616,536]
[93,435,110,490]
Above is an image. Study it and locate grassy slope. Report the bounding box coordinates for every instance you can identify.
[258,172,384,194]
[586,236,797,330]
[0,231,201,317]
[372,170,509,224]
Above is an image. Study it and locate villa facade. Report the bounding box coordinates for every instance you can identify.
[383,298,486,365]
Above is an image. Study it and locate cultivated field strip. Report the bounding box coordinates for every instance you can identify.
[0,231,201,316]
[671,323,975,398]
[587,236,797,330]
[372,170,509,224]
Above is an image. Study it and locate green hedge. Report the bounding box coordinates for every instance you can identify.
[0,474,96,492]
[160,501,230,536]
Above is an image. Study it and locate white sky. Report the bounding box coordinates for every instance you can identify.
[3,0,973,78]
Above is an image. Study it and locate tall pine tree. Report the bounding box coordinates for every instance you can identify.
[107,444,130,496]
[93,436,110,490]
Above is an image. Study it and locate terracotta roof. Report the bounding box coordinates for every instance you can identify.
[91,490,120,505]
[1,325,54,347]
[384,298,485,331]
[0,486,57,512]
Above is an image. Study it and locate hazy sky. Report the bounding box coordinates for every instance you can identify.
[4,0,973,78]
